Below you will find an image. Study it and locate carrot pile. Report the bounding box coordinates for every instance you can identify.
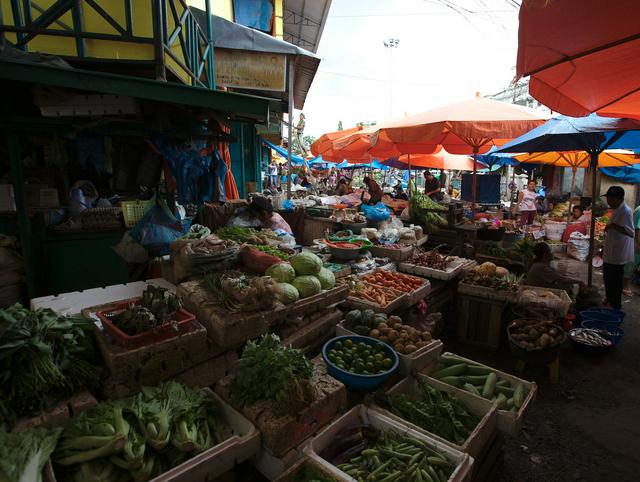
[361,270,425,293]
[351,283,402,306]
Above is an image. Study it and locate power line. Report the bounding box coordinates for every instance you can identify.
[328,10,513,18]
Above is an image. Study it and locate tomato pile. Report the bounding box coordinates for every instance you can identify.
[327,338,394,375]
[361,270,425,293]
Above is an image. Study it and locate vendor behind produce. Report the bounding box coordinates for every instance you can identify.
[424,171,442,201]
[248,196,293,234]
[361,176,383,205]
[393,183,408,200]
[335,177,353,196]
[526,242,585,296]
[571,205,584,221]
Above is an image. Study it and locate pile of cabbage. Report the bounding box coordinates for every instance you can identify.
[266,252,336,305]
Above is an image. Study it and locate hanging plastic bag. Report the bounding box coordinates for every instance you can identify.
[129,200,188,257]
[361,202,391,222]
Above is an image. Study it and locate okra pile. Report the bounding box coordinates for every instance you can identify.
[336,430,454,482]
[431,354,527,412]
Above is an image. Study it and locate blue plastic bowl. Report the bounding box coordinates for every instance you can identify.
[581,307,625,321]
[580,320,625,345]
[322,335,398,391]
[580,310,624,326]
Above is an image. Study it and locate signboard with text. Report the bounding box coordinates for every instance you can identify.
[215,49,286,92]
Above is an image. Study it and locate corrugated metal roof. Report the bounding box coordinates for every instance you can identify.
[283,0,332,54]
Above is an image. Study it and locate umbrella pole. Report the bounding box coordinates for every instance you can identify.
[587,152,598,287]
[408,154,412,198]
[566,167,577,226]
[286,57,294,199]
[471,147,479,215]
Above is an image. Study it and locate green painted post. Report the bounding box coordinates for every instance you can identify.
[6,133,36,298]
[205,0,215,88]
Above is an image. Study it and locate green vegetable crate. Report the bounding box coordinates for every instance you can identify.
[373,375,498,459]
[215,357,348,457]
[44,390,260,482]
[424,352,538,436]
[335,321,443,375]
[178,281,349,349]
[304,405,473,482]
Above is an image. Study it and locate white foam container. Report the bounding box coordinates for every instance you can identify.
[304,405,474,482]
[30,278,176,316]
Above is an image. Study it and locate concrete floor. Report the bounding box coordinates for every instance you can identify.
[448,256,640,482]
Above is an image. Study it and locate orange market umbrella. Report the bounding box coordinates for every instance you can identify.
[516,0,640,119]
[327,94,548,209]
[310,126,364,157]
[383,149,488,171]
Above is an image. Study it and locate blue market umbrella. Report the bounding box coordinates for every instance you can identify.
[497,114,640,285]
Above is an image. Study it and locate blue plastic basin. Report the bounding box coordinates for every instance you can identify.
[322,335,398,391]
[580,309,624,326]
[580,321,624,345]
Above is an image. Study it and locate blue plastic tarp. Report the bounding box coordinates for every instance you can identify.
[600,164,640,183]
[233,0,273,32]
[261,138,305,165]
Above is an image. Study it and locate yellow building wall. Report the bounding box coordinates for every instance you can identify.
[0,1,211,84]
[274,0,283,39]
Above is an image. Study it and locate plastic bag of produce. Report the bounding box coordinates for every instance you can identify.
[129,201,189,256]
[567,232,590,261]
[239,245,284,274]
[361,202,391,222]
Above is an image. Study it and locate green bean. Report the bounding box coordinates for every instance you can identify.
[378,471,402,482]
[421,469,435,482]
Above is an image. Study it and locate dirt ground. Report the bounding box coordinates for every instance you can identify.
[446,257,640,482]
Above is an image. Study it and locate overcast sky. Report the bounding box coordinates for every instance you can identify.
[299,0,521,138]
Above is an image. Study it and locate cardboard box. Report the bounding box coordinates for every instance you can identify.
[0,184,16,211]
[23,184,60,208]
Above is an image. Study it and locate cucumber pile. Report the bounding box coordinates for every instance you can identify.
[430,354,527,413]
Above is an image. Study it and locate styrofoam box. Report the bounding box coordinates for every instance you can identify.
[304,405,474,482]
[425,352,538,436]
[30,278,176,317]
[373,375,497,459]
[150,389,261,481]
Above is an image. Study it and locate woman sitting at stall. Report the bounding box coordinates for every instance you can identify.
[247,195,293,234]
[335,177,353,196]
[362,176,383,205]
[525,242,585,296]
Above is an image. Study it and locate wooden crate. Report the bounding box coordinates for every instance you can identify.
[216,357,348,457]
[372,374,498,460]
[102,350,237,400]
[280,309,342,352]
[178,282,349,349]
[457,294,507,349]
[94,320,216,384]
[273,456,339,482]
[11,390,97,432]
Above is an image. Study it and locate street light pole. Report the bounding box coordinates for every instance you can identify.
[383,38,399,118]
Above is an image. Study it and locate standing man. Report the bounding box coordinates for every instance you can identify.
[602,186,634,310]
[269,160,279,189]
[424,171,442,201]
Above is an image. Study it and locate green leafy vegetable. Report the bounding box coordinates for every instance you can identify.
[231,334,314,413]
[0,426,62,482]
[0,304,103,424]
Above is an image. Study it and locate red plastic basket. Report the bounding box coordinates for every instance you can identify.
[96,298,195,348]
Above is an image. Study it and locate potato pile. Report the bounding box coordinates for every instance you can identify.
[369,315,433,355]
[508,318,565,350]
